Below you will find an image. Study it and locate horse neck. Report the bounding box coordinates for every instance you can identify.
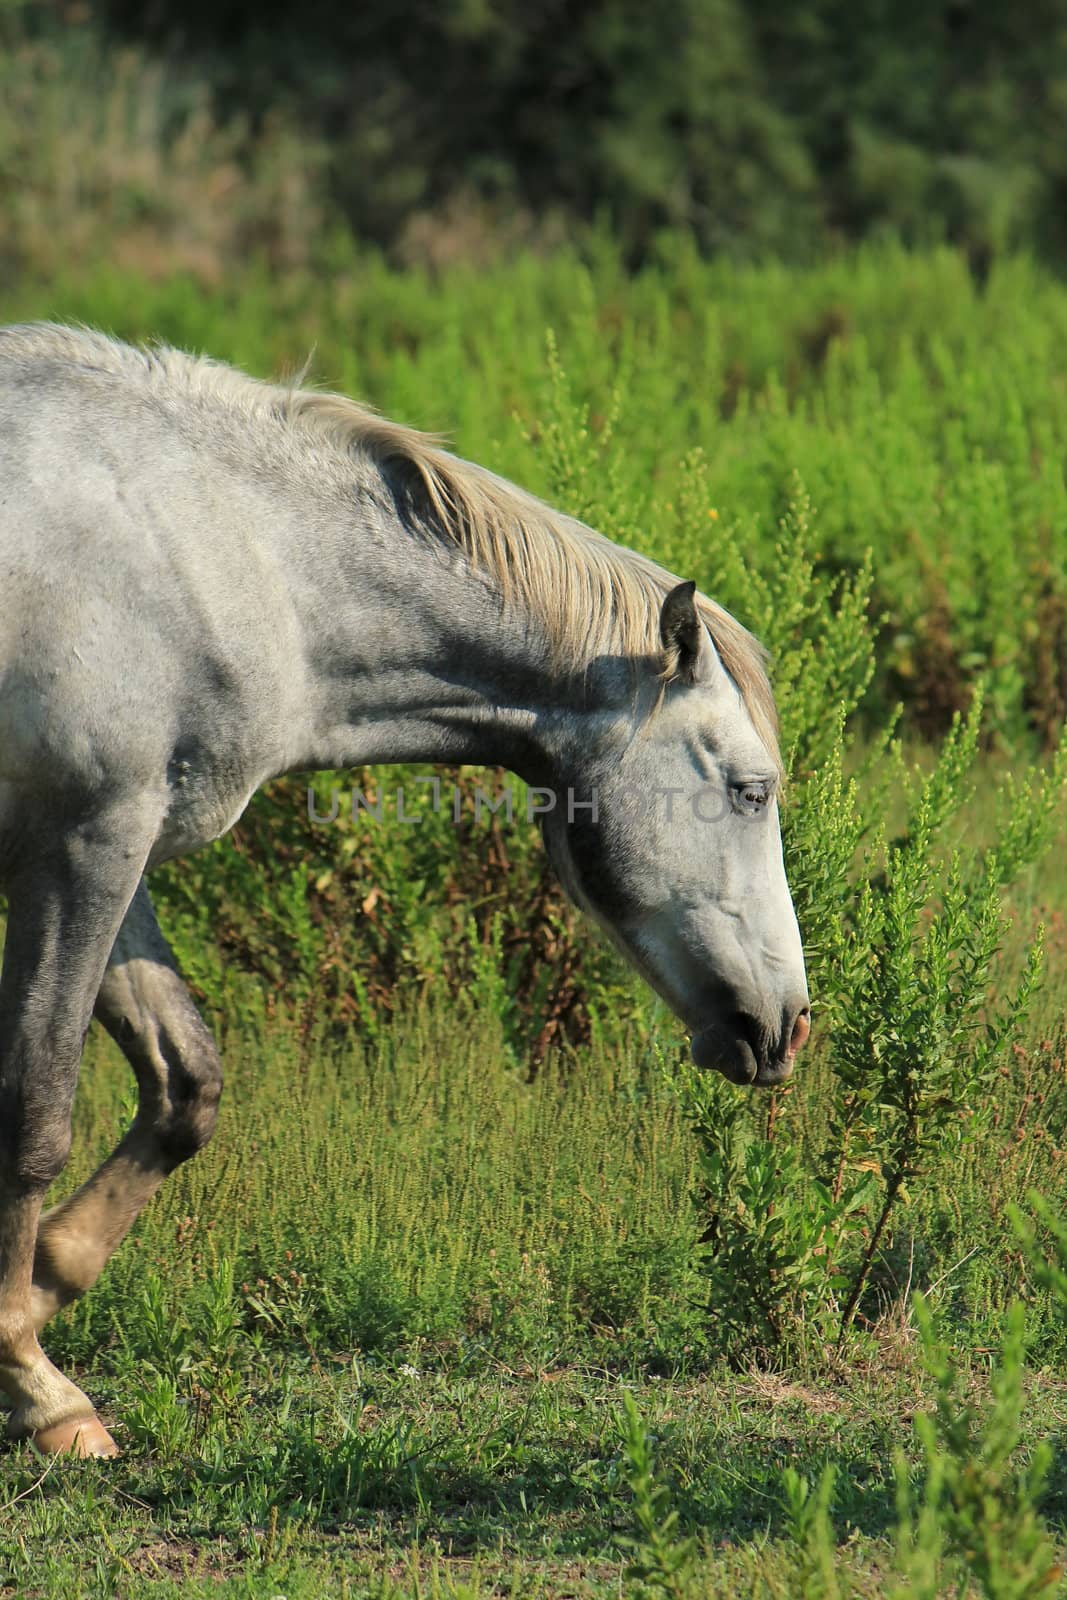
[286,477,616,784]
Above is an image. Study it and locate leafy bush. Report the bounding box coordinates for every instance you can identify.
[667,489,1067,1365]
[616,1391,697,1598]
[892,1297,1063,1600]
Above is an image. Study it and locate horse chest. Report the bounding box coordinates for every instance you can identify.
[152,747,262,865]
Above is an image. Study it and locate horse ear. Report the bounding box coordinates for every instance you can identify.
[659,581,714,685]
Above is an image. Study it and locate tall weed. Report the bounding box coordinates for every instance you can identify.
[669,487,1067,1364]
[892,1297,1063,1600]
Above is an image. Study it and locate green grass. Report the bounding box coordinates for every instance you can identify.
[47,1002,705,1374]
[8,1357,1063,1599]
[2,963,1064,1597]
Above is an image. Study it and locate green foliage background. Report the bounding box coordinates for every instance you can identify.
[6,1,1067,275]
[28,0,1067,270]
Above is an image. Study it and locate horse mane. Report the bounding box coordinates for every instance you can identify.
[283,390,781,770]
[1,322,781,767]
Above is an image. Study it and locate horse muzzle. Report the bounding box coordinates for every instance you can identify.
[690,1005,810,1088]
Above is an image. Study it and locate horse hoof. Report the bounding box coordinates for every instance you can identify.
[32,1414,119,1458]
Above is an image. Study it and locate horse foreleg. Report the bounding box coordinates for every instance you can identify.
[31,881,222,1333]
[0,801,158,1457]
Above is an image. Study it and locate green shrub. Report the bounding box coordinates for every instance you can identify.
[667,488,1067,1365]
[892,1297,1063,1600]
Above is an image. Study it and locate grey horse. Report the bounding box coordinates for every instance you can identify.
[0,324,809,1455]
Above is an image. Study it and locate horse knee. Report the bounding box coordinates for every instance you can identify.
[96,949,223,1169]
[157,1036,223,1168]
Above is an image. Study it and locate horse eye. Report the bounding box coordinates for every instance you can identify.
[734,782,770,813]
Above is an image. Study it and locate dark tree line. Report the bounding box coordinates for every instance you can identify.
[80,0,1067,264]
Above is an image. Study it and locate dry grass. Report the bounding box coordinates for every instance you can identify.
[0,30,325,285]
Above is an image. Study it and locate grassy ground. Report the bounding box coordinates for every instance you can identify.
[2,918,1065,1598]
[6,1357,1064,1599]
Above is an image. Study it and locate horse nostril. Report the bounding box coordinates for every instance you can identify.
[789,1008,811,1055]
[729,1011,766,1068]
